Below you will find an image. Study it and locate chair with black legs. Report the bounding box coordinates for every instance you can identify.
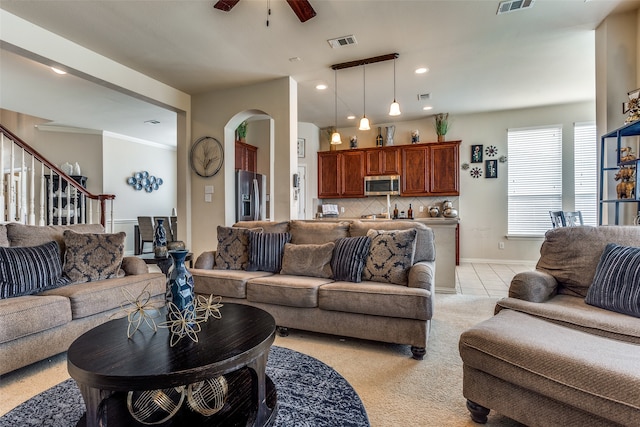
[549,211,566,228]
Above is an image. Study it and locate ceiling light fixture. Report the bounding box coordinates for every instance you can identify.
[389,56,401,116]
[331,70,343,145]
[51,67,67,75]
[347,115,356,120]
[316,83,328,90]
[359,65,370,131]
[415,67,428,74]
[422,106,433,111]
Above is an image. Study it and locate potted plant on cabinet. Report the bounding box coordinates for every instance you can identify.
[434,113,449,142]
[236,121,247,143]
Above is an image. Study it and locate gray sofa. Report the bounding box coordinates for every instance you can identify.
[459,226,640,426]
[0,223,165,376]
[191,220,436,359]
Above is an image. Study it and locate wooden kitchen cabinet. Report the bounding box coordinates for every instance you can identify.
[429,142,460,195]
[235,141,257,172]
[317,150,364,198]
[401,145,429,195]
[365,147,400,175]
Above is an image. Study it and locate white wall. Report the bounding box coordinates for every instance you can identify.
[298,122,320,219]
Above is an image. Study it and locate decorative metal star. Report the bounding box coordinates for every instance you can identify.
[196,294,223,321]
[112,283,163,338]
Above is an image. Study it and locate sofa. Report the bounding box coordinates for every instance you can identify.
[0,223,165,376]
[191,219,436,359]
[459,226,640,426]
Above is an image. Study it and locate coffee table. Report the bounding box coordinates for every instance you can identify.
[68,303,277,426]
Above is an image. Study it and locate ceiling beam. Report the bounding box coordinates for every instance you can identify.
[331,53,399,70]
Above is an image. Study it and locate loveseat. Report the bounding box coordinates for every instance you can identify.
[0,223,165,376]
[459,226,640,426]
[191,220,435,359]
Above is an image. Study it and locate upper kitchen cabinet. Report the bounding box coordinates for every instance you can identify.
[235,141,257,172]
[401,145,429,195]
[401,141,460,196]
[317,150,365,198]
[365,147,400,175]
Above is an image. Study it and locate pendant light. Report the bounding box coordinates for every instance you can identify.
[389,57,401,116]
[331,69,343,145]
[359,65,370,131]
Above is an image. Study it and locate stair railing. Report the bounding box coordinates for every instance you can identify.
[0,124,115,230]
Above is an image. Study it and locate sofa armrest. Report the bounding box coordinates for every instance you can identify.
[509,270,558,303]
[194,251,216,270]
[121,256,149,275]
[408,261,435,292]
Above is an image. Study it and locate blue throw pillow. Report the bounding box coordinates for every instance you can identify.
[585,243,640,318]
[331,236,371,283]
[0,241,71,299]
[246,232,291,273]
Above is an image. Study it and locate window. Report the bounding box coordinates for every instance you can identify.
[508,125,563,236]
[574,122,597,226]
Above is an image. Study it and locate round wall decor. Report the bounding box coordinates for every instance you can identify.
[190,136,224,178]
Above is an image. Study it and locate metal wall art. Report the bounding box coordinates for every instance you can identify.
[127,171,164,192]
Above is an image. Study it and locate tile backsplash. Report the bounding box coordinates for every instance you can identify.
[316,196,459,219]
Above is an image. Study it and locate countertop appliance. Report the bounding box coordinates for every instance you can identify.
[236,170,266,222]
[364,175,401,196]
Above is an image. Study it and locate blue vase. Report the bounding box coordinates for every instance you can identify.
[154,219,168,258]
[167,250,196,322]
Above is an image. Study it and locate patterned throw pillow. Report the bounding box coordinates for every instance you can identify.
[63,230,126,284]
[362,229,417,286]
[331,236,371,283]
[246,232,291,273]
[214,226,255,270]
[585,243,640,318]
[280,242,335,278]
[0,241,71,299]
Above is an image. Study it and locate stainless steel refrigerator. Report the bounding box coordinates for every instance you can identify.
[236,170,266,222]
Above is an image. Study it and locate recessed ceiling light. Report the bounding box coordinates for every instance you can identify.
[347,115,356,120]
[51,67,67,75]
[316,83,328,90]
[422,106,433,111]
[415,67,429,74]
[289,57,302,62]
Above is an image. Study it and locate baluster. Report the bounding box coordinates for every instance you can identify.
[65,177,72,224]
[8,142,15,222]
[110,200,114,233]
[88,199,93,224]
[29,155,35,225]
[39,163,45,226]
[48,171,54,226]
[20,149,26,223]
[0,134,4,221]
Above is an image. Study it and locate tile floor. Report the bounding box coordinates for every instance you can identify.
[456,262,536,297]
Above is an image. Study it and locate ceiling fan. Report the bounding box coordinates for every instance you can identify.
[214,0,317,23]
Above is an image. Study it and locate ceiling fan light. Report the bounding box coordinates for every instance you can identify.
[331,131,343,144]
[389,101,401,116]
[359,117,370,131]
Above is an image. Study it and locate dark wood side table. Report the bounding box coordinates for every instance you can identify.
[136,252,193,276]
[68,303,277,427]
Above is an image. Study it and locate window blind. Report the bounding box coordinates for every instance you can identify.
[574,122,597,226]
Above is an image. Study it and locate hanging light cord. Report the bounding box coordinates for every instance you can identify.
[266,0,271,27]
[334,70,339,129]
[362,65,366,117]
[393,58,397,101]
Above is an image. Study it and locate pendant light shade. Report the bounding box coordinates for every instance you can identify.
[359,65,370,131]
[389,57,401,116]
[331,69,343,145]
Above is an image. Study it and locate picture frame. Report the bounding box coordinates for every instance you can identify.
[297,138,305,158]
[485,160,498,178]
[471,145,483,163]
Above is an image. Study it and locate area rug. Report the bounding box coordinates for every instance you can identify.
[0,346,369,427]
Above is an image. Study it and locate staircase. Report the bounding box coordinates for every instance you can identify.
[0,124,115,230]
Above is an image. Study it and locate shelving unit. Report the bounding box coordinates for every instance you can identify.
[599,120,640,225]
[45,175,87,225]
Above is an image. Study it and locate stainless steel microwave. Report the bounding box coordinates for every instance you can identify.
[364,175,401,196]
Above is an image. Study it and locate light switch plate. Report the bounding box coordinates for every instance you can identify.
[205,194,212,202]
[205,185,214,194]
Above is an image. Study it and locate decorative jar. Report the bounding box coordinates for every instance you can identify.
[167,250,196,322]
[154,219,168,258]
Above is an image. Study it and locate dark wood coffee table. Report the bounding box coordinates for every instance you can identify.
[67,303,277,426]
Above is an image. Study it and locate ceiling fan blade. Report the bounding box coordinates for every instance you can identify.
[213,0,240,12]
[286,0,316,22]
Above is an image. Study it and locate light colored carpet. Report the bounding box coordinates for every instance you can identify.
[0,294,523,426]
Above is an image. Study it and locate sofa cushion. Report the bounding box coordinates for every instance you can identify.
[41,273,165,319]
[536,226,640,298]
[319,280,432,321]
[234,221,289,233]
[349,220,435,262]
[192,269,274,298]
[0,224,8,247]
[246,232,291,273]
[0,295,72,343]
[289,220,350,245]
[363,229,417,285]
[280,242,334,278]
[0,241,71,299]
[6,223,104,254]
[585,243,640,318]
[214,226,256,270]
[331,236,371,283]
[63,230,126,284]
[246,275,332,308]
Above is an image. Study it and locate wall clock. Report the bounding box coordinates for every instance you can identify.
[190,136,224,178]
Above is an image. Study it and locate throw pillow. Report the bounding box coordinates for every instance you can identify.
[246,232,291,273]
[331,236,372,283]
[63,230,126,284]
[585,243,640,318]
[213,226,262,270]
[362,229,417,286]
[0,241,71,299]
[280,242,335,278]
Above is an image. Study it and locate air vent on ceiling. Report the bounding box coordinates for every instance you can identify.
[417,93,431,101]
[144,120,161,125]
[327,35,358,49]
[497,0,534,15]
